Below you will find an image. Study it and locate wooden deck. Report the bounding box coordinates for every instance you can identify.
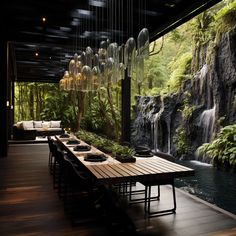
[0,143,235,236]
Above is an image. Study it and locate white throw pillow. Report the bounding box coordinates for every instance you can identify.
[22,120,34,130]
[34,121,42,128]
[50,120,61,128]
[16,121,24,129]
[42,121,51,128]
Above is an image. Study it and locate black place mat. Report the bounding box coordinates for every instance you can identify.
[84,154,107,162]
[66,140,80,145]
[134,153,153,158]
[73,145,91,152]
[116,156,136,163]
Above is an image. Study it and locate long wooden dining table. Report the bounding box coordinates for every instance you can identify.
[55,136,194,185]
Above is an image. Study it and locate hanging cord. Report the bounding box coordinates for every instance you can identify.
[131,0,133,36]
[76,25,78,53]
[144,0,146,28]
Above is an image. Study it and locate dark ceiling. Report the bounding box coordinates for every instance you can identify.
[3,0,221,83]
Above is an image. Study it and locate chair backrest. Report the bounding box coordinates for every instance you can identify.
[54,145,65,165]
[47,136,54,153]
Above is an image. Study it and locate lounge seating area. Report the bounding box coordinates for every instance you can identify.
[12,120,64,140]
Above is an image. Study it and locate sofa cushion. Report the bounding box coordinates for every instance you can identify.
[16,121,24,129]
[42,121,51,128]
[22,120,34,130]
[50,120,61,128]
[34,121,42,128]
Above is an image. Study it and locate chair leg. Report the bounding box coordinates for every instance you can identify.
[129,182,159,204]
[129,182,146,203]
[146,181,176,217]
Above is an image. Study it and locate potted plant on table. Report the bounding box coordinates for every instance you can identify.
[113,145,136,163]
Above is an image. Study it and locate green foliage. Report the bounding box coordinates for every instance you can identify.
[181,91,195,120]
[215,0,236,22]
[173,127,188,156]
[214,0,236,41]
[82,95,108,133]
[14,82,60,121]
[197,124,236,169]
[76,129,134,159]
[40,90,78,128]
[166,52,192,94]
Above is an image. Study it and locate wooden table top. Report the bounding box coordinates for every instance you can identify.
[56,136,194,185]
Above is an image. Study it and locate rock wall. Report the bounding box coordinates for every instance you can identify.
[131,26,236,159]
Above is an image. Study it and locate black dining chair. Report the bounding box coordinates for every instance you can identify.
[47,136,55,174]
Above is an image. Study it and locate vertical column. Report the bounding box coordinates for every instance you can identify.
[121,69,131,143]
[0,39,8,157]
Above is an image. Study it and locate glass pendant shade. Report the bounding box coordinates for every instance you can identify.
[124,37,136,76]
[69,59,76,76]
[106,57,114,86]
[81,65,92,91]
[92,66,100,91]
[93,53,99,67]
[76,60,82,73]
[62,71,69,91]
[85,46,93,68]
[67,76,74,91]
[137,28,149,59]
[75,73,82,91]
[80,51,86,66]
[100,40,107,49]
[99,62,106,87]
[107,42,119,84]
[98,47,107,63]
[118,45,125,81]
[136,56,144,89]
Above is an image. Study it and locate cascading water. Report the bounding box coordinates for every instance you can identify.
[199,64,208,95]
[199,105,216,143]
[151,98,164,152]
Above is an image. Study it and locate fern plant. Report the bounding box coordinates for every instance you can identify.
[197,124,236,169]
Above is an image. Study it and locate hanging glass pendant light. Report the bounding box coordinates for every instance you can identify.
[59,70,69,90]
[118,44,125,81]
[106,57,114,86]
[137,28,149,58]
[91,66,100,91]
[75,72,82,91]
[124,37,136,76]
[85,46,93,68]
[81,65,92,91]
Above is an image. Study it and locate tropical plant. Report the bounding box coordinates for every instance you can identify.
[76,129,134,159]
[173,127,188,156]
[197,124,236,169]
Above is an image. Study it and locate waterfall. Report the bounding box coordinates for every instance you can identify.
[152,99,164,152]
[199,105,216,143]
[199,64,208,95]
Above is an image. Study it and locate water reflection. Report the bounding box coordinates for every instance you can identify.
[175,160,236,215]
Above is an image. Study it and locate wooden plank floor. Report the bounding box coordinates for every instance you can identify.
[0,144,235,236]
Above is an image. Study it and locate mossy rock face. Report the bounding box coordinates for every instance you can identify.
[222,9,236,26]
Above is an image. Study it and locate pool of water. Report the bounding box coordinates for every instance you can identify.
[175,160,236,215]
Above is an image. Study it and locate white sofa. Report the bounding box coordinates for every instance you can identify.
[13,120,64,140]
